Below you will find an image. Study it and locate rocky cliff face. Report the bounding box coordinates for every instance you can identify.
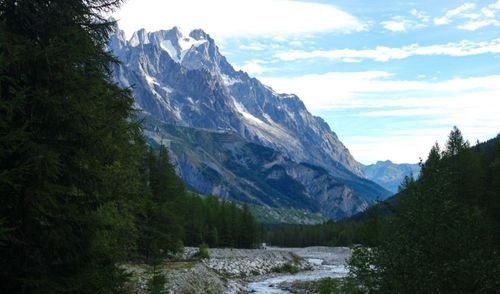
[142,118,387,219]
[109,26,391,219]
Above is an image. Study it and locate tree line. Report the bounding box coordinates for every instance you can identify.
[344,128,499,293]
[0,1,257,292]
[268,128,500,292]
[264,206,382,248]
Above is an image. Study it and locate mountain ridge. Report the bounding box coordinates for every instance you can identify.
[362,160,421,193]
[109,25,392,219]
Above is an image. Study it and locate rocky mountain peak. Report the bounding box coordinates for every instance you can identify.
[109,25,366,178]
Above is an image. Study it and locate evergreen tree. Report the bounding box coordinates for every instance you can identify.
[0,0,144,292]
[346,128,499,293]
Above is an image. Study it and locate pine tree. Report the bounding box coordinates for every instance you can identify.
[346,128,499,293]
[0,0,143,292]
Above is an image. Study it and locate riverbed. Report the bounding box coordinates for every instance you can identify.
[247,247,351,293]
[123,246,351,293]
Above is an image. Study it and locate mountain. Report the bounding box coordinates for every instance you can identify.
[142,118,391,219]
[108,25,391,219]
[362,160,420,193]
[109,26,363,177]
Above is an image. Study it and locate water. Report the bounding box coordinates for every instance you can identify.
[247,258,349,293]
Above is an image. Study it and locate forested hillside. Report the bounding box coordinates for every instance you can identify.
[345,128,499,293]
[0,1,256,292]
[268,128,500,292]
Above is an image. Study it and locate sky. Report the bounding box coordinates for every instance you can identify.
[113,0,500,164]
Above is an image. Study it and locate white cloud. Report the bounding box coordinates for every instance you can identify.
[261,72,500,110]
[433,1,500,31]
[492,0,500,9]
[433,2,476,25]
[457,0,500,31]
[261,72,500,163]
[380,9,430,32]
[113,0,366,39]
[275,38,500,62]
[346,134,445,164]
[235,59,271,75]
[288,40,304,47]
[347,103,500,164]
[410,9,430,22]
[458,19,499,30]
[261,71,393,110]
[481,7,496,18]
[381,18,412,32]
[238,42,268,51]
[345,122,499,164]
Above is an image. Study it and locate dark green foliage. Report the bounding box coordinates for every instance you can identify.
[0,0,145,292]
[317,278,340,294]
[146,258,167,294]
[195,243,210,259]
[183,194,258,248]
[137,146,186,260]
[0,0,259,291]
[136,146,259,259]
[265,218,371,248]
[272,263,300,274]
[266,129,499,293]
[347,128,500,293]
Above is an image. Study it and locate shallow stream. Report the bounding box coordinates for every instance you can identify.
[248,256,349,293]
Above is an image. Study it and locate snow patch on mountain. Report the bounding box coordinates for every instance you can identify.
[159,36,207,63]
[160,40,180,62]
[232,97,265,125]
[222,74,242,86]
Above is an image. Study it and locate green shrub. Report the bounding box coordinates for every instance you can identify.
[195,243,210,259]
[272,263,300,274]
[317,278,339,294]
[147,259,167,294]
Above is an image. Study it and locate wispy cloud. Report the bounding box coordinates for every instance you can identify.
[238,42,268,51]
[410,9,431,22]
[262,71,391,110]
[262,72,500,163]
[380,9,430,32]
[261,72,500,110]
[433,1,500,31]
[115,0,367,39]
[433,2,476,25]
[458,18,499,30]
[275,38,500,62]
[235,59,272,75]
[381,17,413,32]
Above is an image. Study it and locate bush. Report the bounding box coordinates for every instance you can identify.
[147,259,167,294]
[317,278,339,294]
[272,263,300,274]
[195,243,210,259]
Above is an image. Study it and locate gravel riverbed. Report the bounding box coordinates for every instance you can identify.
[124,246,351,293]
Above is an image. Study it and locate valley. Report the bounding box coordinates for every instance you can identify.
[2,1,498,293]
[109,25,394,220]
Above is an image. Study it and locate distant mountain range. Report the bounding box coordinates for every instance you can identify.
[109,25,391,219]
[362,160,421,193]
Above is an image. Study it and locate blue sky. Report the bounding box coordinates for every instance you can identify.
[114,0,500,164]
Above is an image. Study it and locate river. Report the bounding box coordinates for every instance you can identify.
[247,247,350,293]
